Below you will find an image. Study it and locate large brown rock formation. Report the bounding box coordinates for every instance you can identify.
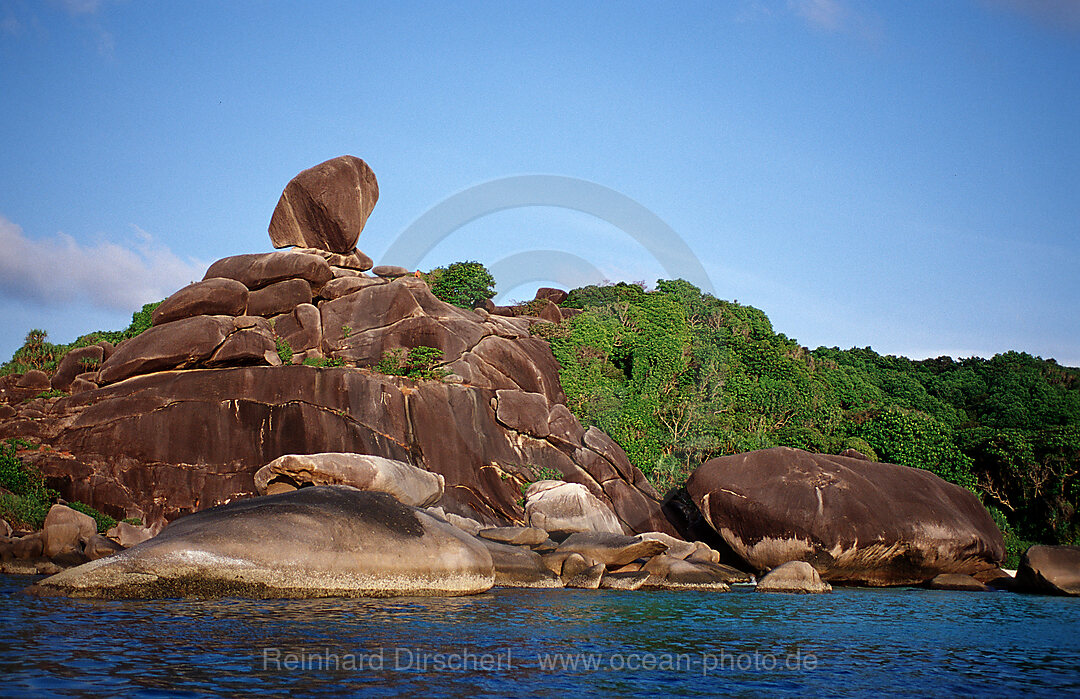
[268,155,379,254]
[682,447,1004,586]
[3,253,671,537]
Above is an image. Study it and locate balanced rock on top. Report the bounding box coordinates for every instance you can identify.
[268,155,379,254]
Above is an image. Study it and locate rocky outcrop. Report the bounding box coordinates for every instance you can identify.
[41,504,97,565]
[640,554,746,591]
[523,481,626,536]
[0,504,123,573]
[534,288,569,305]
[105,521,156,548]
[477,526,550,547]
[555,531,667,567]
[478,539,562,588]
[97,315,239,384]
[18,361,669,534]
[268,155,378,254]
[204,251,333,290]
[925,573,990,592]
[16,370,50,391]
[254,453,444,507]
[151,278,249,326]
[0,156,671,546]
[756,561,832,594]
[1015,545,1080,596]
[684,447,1004,586]
[30,486,494,599]
[50,345,106,392]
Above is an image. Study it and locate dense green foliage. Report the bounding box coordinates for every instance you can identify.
[1,301,161,376]
[302,356,346,368]
[424,261,496,309]
[0,439,116,531]
[374,346,446,381]
[67,501,117,534]
[274,337,294,365]
[550,280,1080,548]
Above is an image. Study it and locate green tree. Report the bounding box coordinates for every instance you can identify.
[426,261,496,309]
[856,407,976,489]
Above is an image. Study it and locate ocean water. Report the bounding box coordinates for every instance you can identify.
[1,575,1078,698]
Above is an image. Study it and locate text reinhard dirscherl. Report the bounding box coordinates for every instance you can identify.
[261,647,819,675]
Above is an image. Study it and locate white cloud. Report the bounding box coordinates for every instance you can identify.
[0,215,206,312]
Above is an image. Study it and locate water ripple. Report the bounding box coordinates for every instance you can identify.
[1,577,1078,697]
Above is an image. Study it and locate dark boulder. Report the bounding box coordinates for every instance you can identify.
[536,301,563,324]
[246,278,312,317]
[319,276,380,300]
[97,315,235,385]
[478,539,562,588]
[152,278,249,326]
[207,328,280,367]
[371,265,410,278]
[272,303,322,354]
[330,249,374,272]
[51,345,105,391]
[534,288,568,305]
[556,531,667,567]
[204,251,332,290]
[685,447,1004,585]
[269,156,379,254]
[30,486,494,599]
[925,573,990,592]
[16,370,50,391]
[1015,545,1080,596]
[494,390,550,438]
[70,377,98,394]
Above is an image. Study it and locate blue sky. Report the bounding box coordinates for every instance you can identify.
[1,1,1078,366]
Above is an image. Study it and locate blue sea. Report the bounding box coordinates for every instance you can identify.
[1,575,1078,697]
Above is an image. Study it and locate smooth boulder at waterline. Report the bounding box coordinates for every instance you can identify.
[29,486,495,599]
